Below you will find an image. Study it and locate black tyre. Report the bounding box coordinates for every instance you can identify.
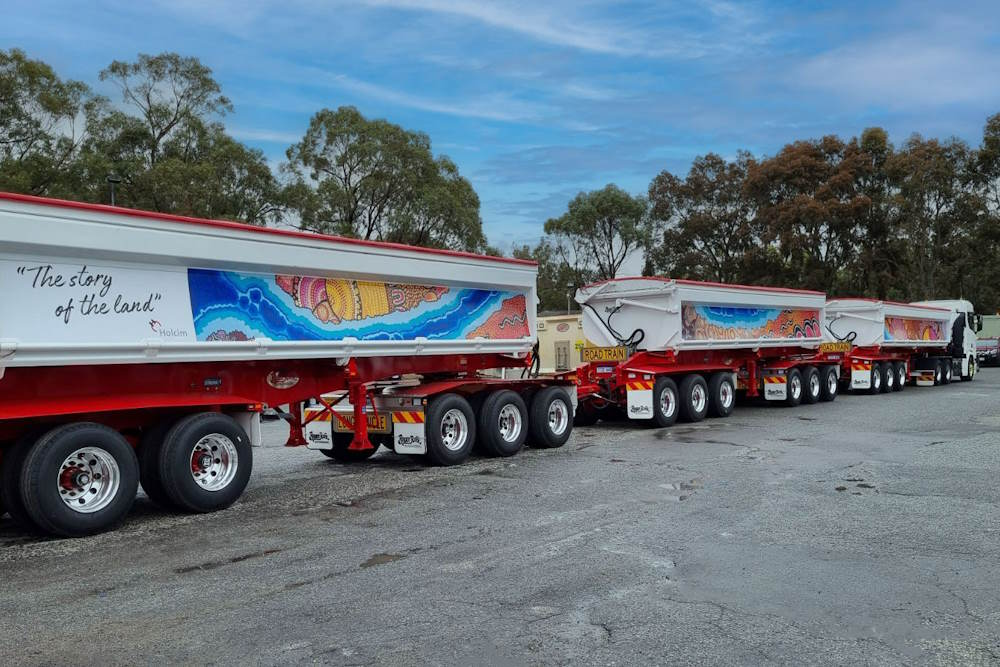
[425,393,476,465]
[893,362,906,392]
[819,366,839,402]
[784,368,803,406]
[138,419,178,509]
[881,362,894,393]
[869,363,884,395]
[159,413,252,513]
[942,360,953,384]
[801,366,821,404]
[707,372,735,418]
[961,356,975,382]
[321,432,381,462]
[528,387,573,448]
[933,361,943,386]
[20,423,139,537]
[679,374,709,422]
[478,390,528,457]
[652,377,680,426]
[573,402,600,427]
[1,434,38,529]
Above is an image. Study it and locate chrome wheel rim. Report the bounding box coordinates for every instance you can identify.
[692,384,707,412]
[190,434,239,492]
[660,387,677,417]
[719,381,734,409]
[808,374,820,398]
[886,369,894,388]
[58,447,120,513]
[441,408,469,451]
[548,399,569,436]
[827,372,838,395]
[790,376,801,400]
[874,371,881,390]
[898,365,906,385]
[497,404,523,443]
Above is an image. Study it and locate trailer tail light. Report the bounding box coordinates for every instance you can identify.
[246,403,264,412]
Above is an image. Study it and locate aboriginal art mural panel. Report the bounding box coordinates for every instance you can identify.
[681,303,821,341]
[883,317,945,342]
[187,269,530,342]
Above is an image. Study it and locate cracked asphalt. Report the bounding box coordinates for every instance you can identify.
[2,370,999,665]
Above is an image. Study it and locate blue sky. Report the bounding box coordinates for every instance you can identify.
[5,0,1000,256]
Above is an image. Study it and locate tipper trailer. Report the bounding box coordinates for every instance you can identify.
[0,193,575,536]
[824,298,980,392]
[572,278,850,427]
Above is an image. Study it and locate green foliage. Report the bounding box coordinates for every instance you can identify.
[544,184,650,281]
[0,48,97,196]
[285,106,486,252]
[513,239,593,313]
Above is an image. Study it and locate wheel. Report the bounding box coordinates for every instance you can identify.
[1,435,38,529]
[801,366,821,404]
[425,393,476,464]
[20,423,139,537]
[138,419,179,508]
[159,413,253,513]
[678,374,709,422]
[819,366,839,402]
[573,402,599,427]
[881,362,894,393]
[652,377,680,426]
[528,386,573,448]
[961,356,975,381]
[478,390,528,457]
[321,432,381,462]
[784,368,803,407]
[942,360,953,384]
[707,373,735,418]
[893,362,906,391]
[933,361,943,385]
[869,363,884,395]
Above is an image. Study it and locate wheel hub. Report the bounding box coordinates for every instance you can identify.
[190,434,239,492]
[57,447,120,514]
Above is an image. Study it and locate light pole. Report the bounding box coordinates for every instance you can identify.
[106,173,121,206]
[566,283,575,315]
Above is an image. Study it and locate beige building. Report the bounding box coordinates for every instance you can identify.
[537,314,587,373]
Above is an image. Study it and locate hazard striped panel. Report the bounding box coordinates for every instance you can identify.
[393,411,426,424]
[764,376,786,384]
[626,380,654,391]
[851,361,872,371]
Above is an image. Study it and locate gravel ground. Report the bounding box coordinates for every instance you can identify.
[1,370,999,665]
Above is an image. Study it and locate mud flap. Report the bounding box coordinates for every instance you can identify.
[304,419,332,450]
[626,380,654,420]
[393,418,427,454]
[851,362,872,390]
[763,376,787,401]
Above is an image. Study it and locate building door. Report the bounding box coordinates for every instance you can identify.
[554,341,570,371]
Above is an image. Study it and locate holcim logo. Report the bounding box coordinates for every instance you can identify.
[149,319,189,338]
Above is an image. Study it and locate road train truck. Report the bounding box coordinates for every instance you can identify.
[824,298,980,392]
[572,278,850,427]
[0,193,575,537]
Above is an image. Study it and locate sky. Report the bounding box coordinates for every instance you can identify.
[4,0,1000,256]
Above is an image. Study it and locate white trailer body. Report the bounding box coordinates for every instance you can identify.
[824,298,971,389]
[576,278,826,352]
[0,194,537,371]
